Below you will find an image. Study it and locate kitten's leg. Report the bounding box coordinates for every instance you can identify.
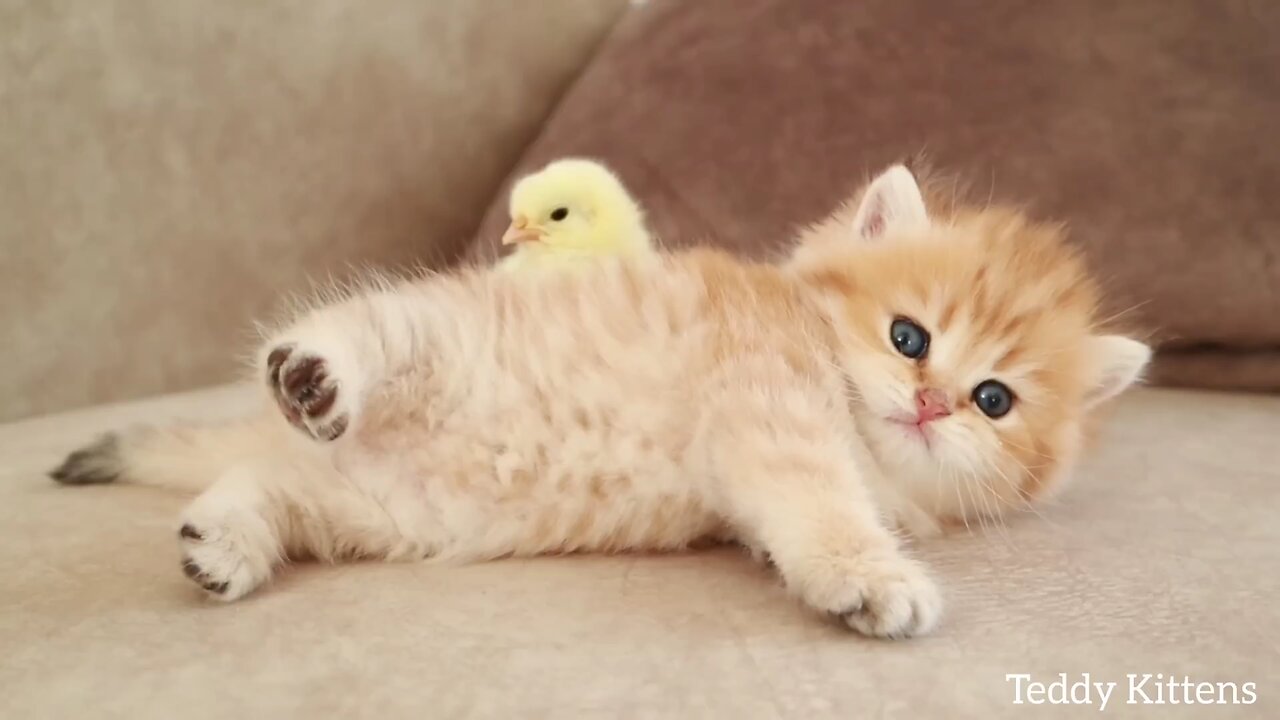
[709,389,941,639]
[177,462,284,600]
[176,454,428,600]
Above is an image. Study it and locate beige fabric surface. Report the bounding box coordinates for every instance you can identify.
[0,0,627,422]
[1,385,1276,718]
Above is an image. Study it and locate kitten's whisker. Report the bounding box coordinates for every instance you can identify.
[985,455,1064,531]
[953,446,1015,545]
[986,459,1036,513]
[949,466,973,536]
[996,436,1044,458]
[932,453,947,522]
[973,464,1024,515]
[956,465,995,543]
[996,447,1050,495]
[1095,299,1152,329]
[969,469,1016,546]
[968,472,1004,544]
[961,472,990,539]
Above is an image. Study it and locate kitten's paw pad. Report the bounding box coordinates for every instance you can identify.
[177,521,269,602]
[266,345,348,441]
[799,553,941,639]
[181,557,229,595]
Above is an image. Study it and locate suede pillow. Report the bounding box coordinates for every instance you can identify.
[470,0,1280,391]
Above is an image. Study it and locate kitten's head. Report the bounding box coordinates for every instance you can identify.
[790,165,1150,525]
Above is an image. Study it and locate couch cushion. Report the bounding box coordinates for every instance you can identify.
[0,0,628,421]
[469,0,1280,392]
[2,385,1277,717]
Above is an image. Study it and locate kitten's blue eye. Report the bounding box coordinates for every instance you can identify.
[972,380,1014,418]
[550,207,569,221]
[889,318,929,360]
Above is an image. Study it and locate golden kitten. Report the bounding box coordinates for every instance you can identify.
[51,165,1149,639]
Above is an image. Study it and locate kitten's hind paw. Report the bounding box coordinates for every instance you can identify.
[177,514,274,602]
[266,345,349,441]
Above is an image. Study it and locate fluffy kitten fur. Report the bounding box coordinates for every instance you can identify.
[51,166,1149,639]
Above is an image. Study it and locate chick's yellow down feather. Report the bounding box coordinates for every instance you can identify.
[498,158,653,272]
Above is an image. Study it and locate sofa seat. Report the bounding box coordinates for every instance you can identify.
[1,385,1276,718]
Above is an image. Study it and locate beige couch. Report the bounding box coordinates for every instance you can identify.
[3,2,1277,717]
[4,386,1277,717]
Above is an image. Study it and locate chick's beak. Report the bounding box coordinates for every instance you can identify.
[502,215,544,246]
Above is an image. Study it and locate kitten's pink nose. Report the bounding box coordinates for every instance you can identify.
[915,388,952,424]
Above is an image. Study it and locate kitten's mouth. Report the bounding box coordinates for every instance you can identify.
[887,416,934,450]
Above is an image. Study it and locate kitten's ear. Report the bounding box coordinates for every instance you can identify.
[851,164,930,241]
[1084,335,1152,407]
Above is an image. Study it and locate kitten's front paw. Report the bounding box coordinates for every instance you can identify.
[266,345,349,441]
[795,551,941,639]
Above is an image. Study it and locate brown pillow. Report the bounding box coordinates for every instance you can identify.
[469,0,1280,392]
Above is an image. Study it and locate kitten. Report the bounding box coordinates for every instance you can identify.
[51,165,1149,639]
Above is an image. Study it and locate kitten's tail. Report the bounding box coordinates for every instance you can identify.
[49,418,278,495]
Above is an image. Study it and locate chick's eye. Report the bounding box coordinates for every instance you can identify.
[889,318,929,360]
[972,380,1014,419]
[549,207,569,222]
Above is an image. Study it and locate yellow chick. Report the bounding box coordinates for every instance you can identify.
[498,158,653,272]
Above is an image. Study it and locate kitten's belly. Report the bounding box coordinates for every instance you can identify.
[353,373,722,561]
[489,397,720,556]
[350,279,723,560]
[493,481,722,557]
[400,425,721,559]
